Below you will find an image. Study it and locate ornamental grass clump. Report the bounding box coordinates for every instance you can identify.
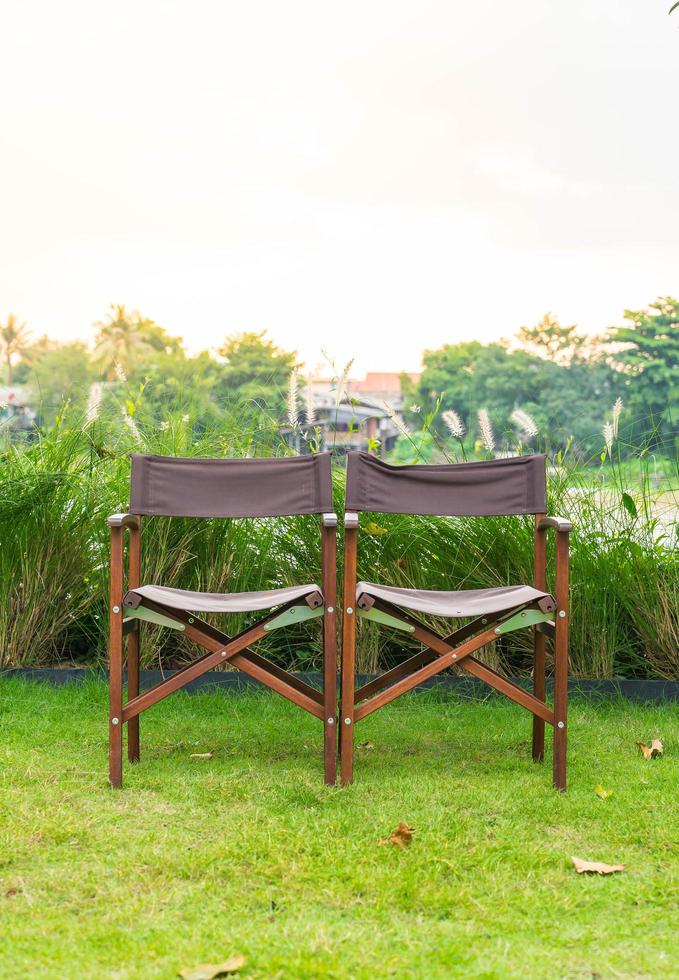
[0,394,676,677]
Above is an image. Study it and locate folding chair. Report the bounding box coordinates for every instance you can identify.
[340,452,572,790]
[107,452,338,788]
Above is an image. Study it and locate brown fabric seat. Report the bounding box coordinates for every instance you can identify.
[127,583,323,614]
[356,582,554,618]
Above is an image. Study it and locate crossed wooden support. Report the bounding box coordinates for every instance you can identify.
[340,510,571,791]
[352,599,556,726]
[108,512,338,789]
[108,491,570,791]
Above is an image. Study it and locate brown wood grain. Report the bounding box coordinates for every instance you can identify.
[553,529,570,790]
[121,600,325,721]
[109,526,124,788]
[321,519,338,785]
[340,522,358,785]
[353,614,498,703]
[459,656,554,725]
[354,621,505,721]
[532,513,547,762]
[126,520,141,763]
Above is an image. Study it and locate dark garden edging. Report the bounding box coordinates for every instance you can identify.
[2,668,678,702]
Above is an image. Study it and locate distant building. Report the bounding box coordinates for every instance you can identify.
[289,370,420,455]
[344,371,420,410]
[0,387,38,441]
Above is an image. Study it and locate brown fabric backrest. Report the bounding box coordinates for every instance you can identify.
[345,452,547,517]
[129,453,333,518]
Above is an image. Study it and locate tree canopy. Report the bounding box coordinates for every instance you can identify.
[1,297,675,457]
[215,332,299,410]
[0,314,32,385]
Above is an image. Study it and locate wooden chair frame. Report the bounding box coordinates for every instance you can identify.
[108,511,338,788]
[340,511,571,790]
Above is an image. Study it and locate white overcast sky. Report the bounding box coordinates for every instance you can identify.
[1,1,677,373]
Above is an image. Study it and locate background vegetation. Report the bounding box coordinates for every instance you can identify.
[0,397,675,678]
[1,296,676,455]
[0,297,676,677]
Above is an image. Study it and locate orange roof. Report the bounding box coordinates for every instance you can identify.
[348,372,420,394]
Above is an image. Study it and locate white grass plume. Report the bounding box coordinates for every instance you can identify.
[383,400,410,437]
[287,370,299,428]
[335,358,354,405]
[124,411,141,441]
[612,397,623,438]
[443,409,465,438]
[85,382,103,426]
[477,409,495,453]
[511,407,538,439]
[603,420,614,456]
[305,382,316,425]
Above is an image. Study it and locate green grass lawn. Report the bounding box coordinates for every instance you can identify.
[1,679,678,979]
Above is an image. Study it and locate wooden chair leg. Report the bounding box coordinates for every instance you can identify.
[109,609,124,789]
[127,521,141,763]
[340,608,355,785]
[340,517,358,784]
[320,517,338,785]
[553,615,568,791]
[109,526,124,788]
[127,629,140,763]
[552,529,569,791]
[532,627,546,762]
[323,611,337,786]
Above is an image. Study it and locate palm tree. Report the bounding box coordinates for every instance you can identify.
[0,314,32,385]
[93,304,151,380]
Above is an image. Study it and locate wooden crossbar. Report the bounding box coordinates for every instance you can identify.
[121,598,325,722]
[353,599,554,726]
[459,656,554,725]
[354,620,502,721]
[353,612,503,703]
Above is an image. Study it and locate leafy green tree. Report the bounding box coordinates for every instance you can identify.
[516,313,589,365]
[408,324,622,454]
[215,332,299,411]
[93,304,185,380]
[0,314,32,385]
[410,341,550,445]
[139,350,220,422]
[24,342,97,423]
[513,313,618,452]
[607,297,678,447]
[132,318,184,356]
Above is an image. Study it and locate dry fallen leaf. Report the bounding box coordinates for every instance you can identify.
[378,822,415,848]
[636,739,663,760]
[189,752,214,761]
[594,785,613,799]
[571,856,625,875]
[178,954,246,979]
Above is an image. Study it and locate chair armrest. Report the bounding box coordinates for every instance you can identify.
[322,513,338,528]
[107,513,141,530]
[344,512,359,529]
[537,516,572,534]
